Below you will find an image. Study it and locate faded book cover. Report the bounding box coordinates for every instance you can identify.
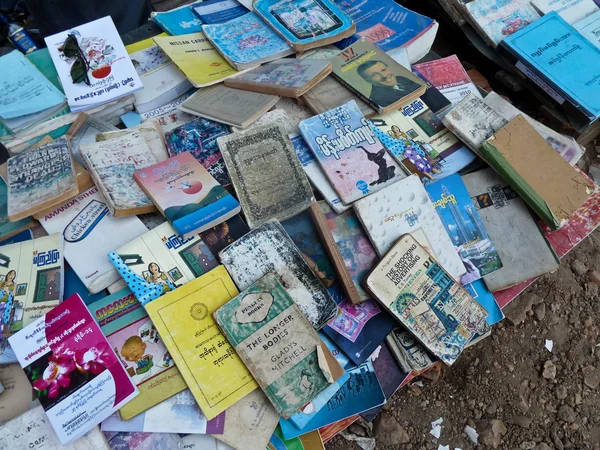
[302,75,377,118]
[0,363,33,422]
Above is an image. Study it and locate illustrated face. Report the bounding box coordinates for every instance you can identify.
[363,62,396,87]
[149,263,160,276]
[121,337,146,362]
[6,271,15,283]
[391,126,400,134]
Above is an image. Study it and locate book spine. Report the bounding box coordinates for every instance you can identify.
[331,72,384,114]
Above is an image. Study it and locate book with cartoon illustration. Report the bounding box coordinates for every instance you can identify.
[298,100,405,205]
[89,288,187,419]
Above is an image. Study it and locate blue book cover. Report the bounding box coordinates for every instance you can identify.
[63,266,105,306]
[191,0,248,24]
[334,0,435,52]
[279,359,385,440]
[502,11,600,119]
[463,280,504,325]
[425,174,503,285]
[152,5,203,35]
[0,229,32,246]
[0,177,32,240]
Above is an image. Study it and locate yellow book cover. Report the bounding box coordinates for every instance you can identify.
[153,33,242,88]
[145,265,258,419]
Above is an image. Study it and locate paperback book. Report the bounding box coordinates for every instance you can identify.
[199,214,250,255]
[386,328,436,374]
[0,177,33,242]
[0,363,33,423]
[191,0,249,24]
[66,114,118,167]
[575,10,600,49]
[63,266,105,306]
[96,122,169,163]
[302,75,377,119]
[531,0,598,24]
[151,2,203,35]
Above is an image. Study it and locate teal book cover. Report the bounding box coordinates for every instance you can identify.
[0,177,31,239]
[152,5,203,35]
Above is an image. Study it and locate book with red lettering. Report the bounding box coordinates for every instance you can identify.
[8,293,138,445]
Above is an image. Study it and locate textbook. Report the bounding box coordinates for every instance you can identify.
[7,138,78,221]
[191,0,249,24]
[531,0,598,24]
[144,266,259,420]
[353,174,467,281]
[134,152,241,235]
[151,2,203,35]
[253,0,356,52]
[299,100,404,205]
[39,186,147,294]
[219,221,338,330]
[89,289,187,419]
[218,124,314,229]
[214,273,345,418]
[44,16,143,112]
[302,75,377,119]
[203,12,295,70]
[0,177,33,242]
[366,235,490,365]
[224,58,332,97]
[575,10,600,48]
[0,363,33,423]
[330,39,426,114]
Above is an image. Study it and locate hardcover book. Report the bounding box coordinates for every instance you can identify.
[219,221,338,330]
[89,289,187,420]
[203,12,294,71]
[144,266,259,420]
[253,0,356,51]
[224,58,332,97]
[532,0,598,24]
[8,294,138,444]
[330,39,426,114]
[39,186,147,294]
[96,122,169,163]
[302,75,377,119]
[151,3,203,35]
[217,124,314,229]
[7,137,78,221]
[366,234,490,365]
[298,100,404,205]
[191,0,249,24]
[575,10,600,49]
[134,152,241,235]
[0,363,33,423]
[213,273,345,418]
[353,174,467,280]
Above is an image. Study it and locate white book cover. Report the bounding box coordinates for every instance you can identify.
[353,174,466,280]
[39,186,147,293]
[45,16,143,112]
[575,9,600,48]
[532,0,599,24]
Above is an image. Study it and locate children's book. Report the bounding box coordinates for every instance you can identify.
[110,221,219,306]
[425,174,503,285]
[7,138,78,221]
[151,2,203,35]
[299,100,404,205]
[0,233,63,365]
[199,215,250,255]
[153,33,243,88]
[144,266,259,420]
[134,152,241,235]
[96,122,169,163]
[164,118,231,186]
[353,175,467,280]
[366,234,490,365]
[191,0,249,24]
[39,186,147,294]
[575,10,600,49]
[89,289,187,419]
[253,0,356,51]
[214,273,345,418]
[330,39,426,114]
[203,12,294,70]
[385,328,436,374]
[219,221,338,330]
[66,114,118,167]
[8,294,138,444]
[0,363,33,423]
[44,16,143,112]
[0,177,33,242]
[532,0,598,24]
[224,58,332,97]
[302,75,377,119]
[217,124,314,229]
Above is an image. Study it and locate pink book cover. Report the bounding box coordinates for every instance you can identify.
[413,55,472,90]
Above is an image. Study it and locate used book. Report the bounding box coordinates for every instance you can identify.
[96,122,169,163]
[299,100,405,205]
[302,75,377,119]
[191,0,249,24]
[366,234,490,365]
[198,214,250,255]
[144,266,259,420]
[330,39,426,114]
[66,113,118,167]
[0,363,33,423]
[9,294,138,444]
[134,152,241,235]
[386,327,436,375]
[531,0,598,24]
[214,273,345,418]
[575,10,600,49]
[0,177,33,242]
[217,124,314,229]
[151,2,203,35]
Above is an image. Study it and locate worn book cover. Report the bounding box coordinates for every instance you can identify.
[96,122,169,163]
[134,152,241,235]
[353,174,466,280]
[0,233,63,365]
[199,214,249,255]
[66,113,118,167]
[7,137,77,221]
[88,289,186,420]
[218,124,314,229]
[575,10,600,49]
[214,273,344,418]
[0,363,33,423]
[144,266,258,420]
[9,294,138,444]
[302,75,377,119]
[231,108,296,135]
[330,39,426,114]
[299,100,404,205]
[366,234,490,365]
[219,220,338,330]
[164,117,231,186]
[386,327,436,374]
[151,3,203,35]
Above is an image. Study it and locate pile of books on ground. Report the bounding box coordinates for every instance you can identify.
[0,1,598,449]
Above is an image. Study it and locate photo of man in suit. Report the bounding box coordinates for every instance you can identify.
[357,60,422,107]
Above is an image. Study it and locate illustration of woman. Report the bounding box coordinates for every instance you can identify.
[0,270,17,352]
[145,263,176,294]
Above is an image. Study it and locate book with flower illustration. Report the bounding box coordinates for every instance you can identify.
[88,288,187,420]
[44,16,143,112]
[133,152,240,235]
[0,233,64,365]
[8,293,138,444]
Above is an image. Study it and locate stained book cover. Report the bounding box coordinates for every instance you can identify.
[302,75,377,119]
[213,273,344,418]
[217,124,314,229]
[366,234,490,365]
[219,220,338,330]
[298,100,404,205]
